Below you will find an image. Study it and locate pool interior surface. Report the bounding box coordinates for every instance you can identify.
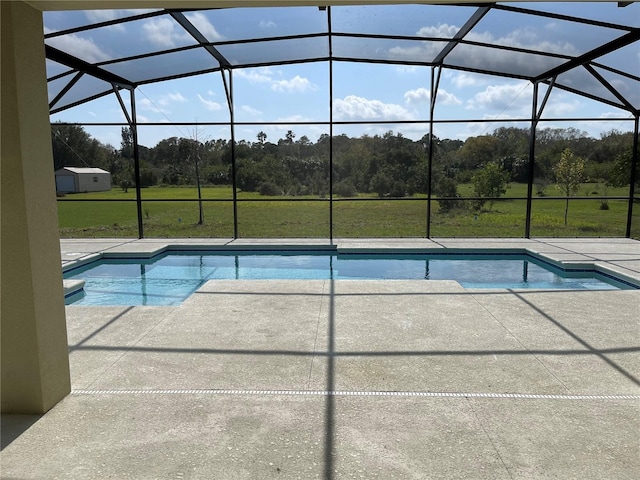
[63,251,636,306]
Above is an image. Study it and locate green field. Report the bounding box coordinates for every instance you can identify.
[57,183,637,238]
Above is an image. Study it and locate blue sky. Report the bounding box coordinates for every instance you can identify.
[45,3,639,150]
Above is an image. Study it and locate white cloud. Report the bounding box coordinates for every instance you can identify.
[138,97,166,114]
[608,77,640,106]
[388,43,443,62]
[235,68,274,85]
[163,92,187,104]
[272,75,316,93]
[85,9,157,23]
[404,87,430,105]
[136,90,186,114]
[571,116,636,138]
[467,82,532,114]
[387,25,580,78]
[45,29,111,63]
[85,10,119,23]
[236,68,316,93]
[480,113,520,121]
[198,94,223,111]
[185,12,223,41]
[460,122,486,137]
[396,65,419,74]
[437,90,462,106]
[545,22,561,32]
[333,95,414,121]
[417,24,459,38]
[449,27,579,75]
[142,17,190,48]
[241,105,262,116]
[83,9,160,35]
[464,29,494,45]
[84,10,125,31]
[598,111,633,119]
[448,72,488,88]
[268,116,316,136]
[276,114,311,123]
[383,23,458,62]
[543,98,582,117]
[260,19,277,29]
[405,87,461,106]
[489,27,578,56]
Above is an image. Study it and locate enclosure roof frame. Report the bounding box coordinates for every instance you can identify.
[42,2,640,116]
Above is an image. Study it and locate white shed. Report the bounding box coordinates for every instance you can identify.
[55,167,111,193]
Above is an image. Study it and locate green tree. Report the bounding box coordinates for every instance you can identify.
[553,148,586,225]
[370,170,392,198]
[236,159,264,191]
[471,161,510,211]
[120,127,134,159]
[51,122,113,171]
[607,149,637,188]
[458,135,500,172]
[285,130,295,144]
[535,127,589,182]
[115,174,132,193]
[113,158,134,192]
[433,175,459,212]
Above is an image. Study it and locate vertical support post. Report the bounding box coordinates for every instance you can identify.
[328,7,334,242]
[113,85,142,237]
[524,82,539,238]
[194,123,204,225]
[130,89,144,239]
[1,0,71,413]
[626,116,639,238]
[228,70,239,238]
[525,78,555,238]
[219,67,237,238]
[426,66,440,238]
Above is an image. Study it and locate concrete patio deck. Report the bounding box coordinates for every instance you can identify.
[2,238,639,479]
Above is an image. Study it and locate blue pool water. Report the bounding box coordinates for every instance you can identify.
[63,251,635,306]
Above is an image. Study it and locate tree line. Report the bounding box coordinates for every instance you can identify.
[51,122,635,209]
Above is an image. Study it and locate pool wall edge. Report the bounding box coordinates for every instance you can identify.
[60,244,640,289]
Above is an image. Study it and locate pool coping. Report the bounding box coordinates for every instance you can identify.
[63,279,85,298]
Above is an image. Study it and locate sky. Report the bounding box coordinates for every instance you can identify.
[45,2,639,150]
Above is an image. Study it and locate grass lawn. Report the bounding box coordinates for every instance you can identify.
[57,184,635,238]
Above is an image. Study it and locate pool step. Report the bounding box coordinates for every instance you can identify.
[63,279,85,298]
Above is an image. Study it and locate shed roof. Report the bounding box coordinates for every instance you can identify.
[44,2,640,115]
[56,167,110,174]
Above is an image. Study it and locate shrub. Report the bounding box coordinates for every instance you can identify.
[389,181,406,198]
[333,180,357,197]
[535,178,550,196]
[370,172,392,198]
[471,162,510,211]
[433,175,459,212]
[258,181,282,196]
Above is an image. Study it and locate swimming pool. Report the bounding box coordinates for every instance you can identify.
[63,250,637,306]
